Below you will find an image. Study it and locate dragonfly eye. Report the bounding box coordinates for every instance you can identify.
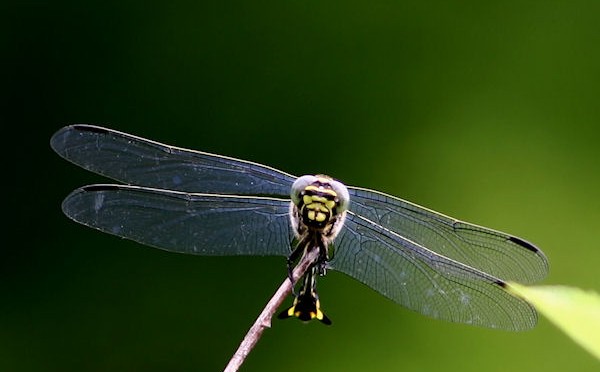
[290,175,318,205]
[328,179,350,213]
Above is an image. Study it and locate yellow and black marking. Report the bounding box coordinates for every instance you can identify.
[287,175,349,279]
[300,180,340,229]
[282,175,350,324]
[278,265,332,325]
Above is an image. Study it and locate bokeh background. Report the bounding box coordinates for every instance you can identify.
[4,1,600,371]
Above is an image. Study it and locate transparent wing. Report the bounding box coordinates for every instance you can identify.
[51,125,547,285]
[62,184,294,256]
[330,211,538,331]
[50,125,296,196]
[347,187,548,284]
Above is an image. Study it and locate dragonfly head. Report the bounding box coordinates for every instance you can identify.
[290,175,349,239]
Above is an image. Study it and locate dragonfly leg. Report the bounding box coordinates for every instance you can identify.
[286,236,310,295]
[316,238,329,276]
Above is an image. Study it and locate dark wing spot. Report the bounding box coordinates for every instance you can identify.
[495,279,508,288]
[507,236,540,253]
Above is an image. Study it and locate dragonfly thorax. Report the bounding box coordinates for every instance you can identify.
[289,175,350,243]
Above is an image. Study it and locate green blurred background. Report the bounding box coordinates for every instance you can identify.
[4,1,600,371]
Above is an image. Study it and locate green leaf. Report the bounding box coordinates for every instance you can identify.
[507,283,600,361]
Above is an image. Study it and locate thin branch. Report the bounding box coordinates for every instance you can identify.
[223,249,319,372]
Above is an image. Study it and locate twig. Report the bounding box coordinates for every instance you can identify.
[223,248,319,372]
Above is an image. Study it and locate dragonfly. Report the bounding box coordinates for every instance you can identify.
[50,125,548,330]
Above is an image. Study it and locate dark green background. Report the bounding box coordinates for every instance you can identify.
[4,1,599,371]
